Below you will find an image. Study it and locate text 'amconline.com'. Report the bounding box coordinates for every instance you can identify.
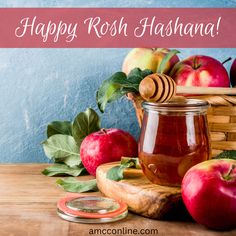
[88,227,159,235]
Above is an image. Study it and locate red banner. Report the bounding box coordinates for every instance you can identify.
[0,8,235,48]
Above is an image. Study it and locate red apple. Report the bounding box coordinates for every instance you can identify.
[80,128,138,176]
[230,59,236,87]
[122,48,179,75]
[182,159,236,230]
[170,55,230,87]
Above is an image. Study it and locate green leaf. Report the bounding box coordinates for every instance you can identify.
[106,165,126,181]
[97,69,153,113]
[125,68,153,91]
[106,162,135,181]
[126,67,143,78]
[47,121,72,138]
[42,163,86,177]
[127,67,143,83]
[72,108,100,146]
[157,49,180,74]
[42,134,81,167]
[120,157,141,169]
[141,69,153,78]
[56,177,97,192]
[127,68,153,82]
[126,68,145,91]
[96,72,127,113]
[107,157,142,181]
[214,150,236,160]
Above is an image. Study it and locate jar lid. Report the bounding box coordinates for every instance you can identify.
[57,195,128,223]
[143,98,209,112]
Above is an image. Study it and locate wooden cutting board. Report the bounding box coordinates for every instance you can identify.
[96,162,187,220]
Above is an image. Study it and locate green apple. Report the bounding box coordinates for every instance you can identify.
[122,48,179,75]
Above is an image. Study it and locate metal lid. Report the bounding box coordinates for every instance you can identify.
[57,195,128,223]
[143,98,209,113]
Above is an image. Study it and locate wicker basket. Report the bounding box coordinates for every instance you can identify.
[127,93,236,157]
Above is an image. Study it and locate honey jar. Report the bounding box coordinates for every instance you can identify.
[139,99,211,187]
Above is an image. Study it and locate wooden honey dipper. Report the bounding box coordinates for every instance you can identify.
[139,73,236,103]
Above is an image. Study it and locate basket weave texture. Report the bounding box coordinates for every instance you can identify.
[127,93,236,157]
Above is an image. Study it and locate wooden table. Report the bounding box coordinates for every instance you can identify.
[0,164,235,236]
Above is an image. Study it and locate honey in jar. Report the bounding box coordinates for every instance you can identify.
[139,99,211,187]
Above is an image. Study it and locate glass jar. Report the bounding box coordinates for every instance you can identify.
[139,99,211,187]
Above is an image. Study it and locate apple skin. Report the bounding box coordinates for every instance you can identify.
[170,55,230,87]
[80,128,138,176]
[230,59,236,87]
[122,48,179,75]
[182,159,236,230]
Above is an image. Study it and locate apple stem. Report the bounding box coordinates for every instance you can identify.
[223,164,235,181]
[193,57,201,69]
[222,57,232,65]
[100,128,107,134]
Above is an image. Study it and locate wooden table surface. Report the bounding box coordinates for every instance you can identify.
[0,164,235,236]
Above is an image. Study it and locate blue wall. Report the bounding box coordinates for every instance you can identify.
[0,0,236,163]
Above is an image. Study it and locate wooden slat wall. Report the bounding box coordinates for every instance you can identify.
[207,105,236,157]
